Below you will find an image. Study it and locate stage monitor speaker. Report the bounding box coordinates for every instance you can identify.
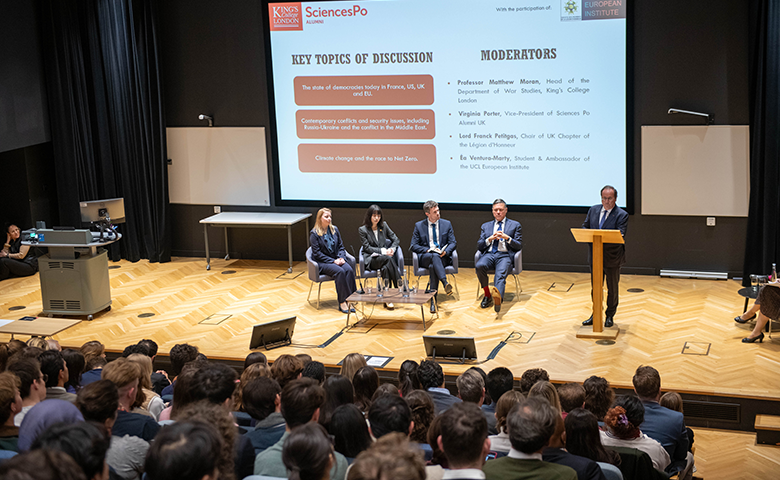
[423,335,477,362]
[249,316,296,350]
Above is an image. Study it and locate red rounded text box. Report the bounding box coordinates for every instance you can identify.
[298,144,436,174]
[294,75,434,106]
[296,110,435,139]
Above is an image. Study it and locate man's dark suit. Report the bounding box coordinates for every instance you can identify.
[410,218,457,291]
[476,218,522,299]
[640,401,689,474]
[582,205,628,318]
[426,387,462,415]
[543,447,607,480]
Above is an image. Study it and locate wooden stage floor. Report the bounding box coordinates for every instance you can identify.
[2,257,779,402]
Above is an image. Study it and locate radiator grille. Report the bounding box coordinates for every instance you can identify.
[684,400,740,422]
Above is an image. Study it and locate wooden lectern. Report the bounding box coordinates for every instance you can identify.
[571,228,624,339]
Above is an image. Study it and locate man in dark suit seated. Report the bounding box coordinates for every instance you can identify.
[411,200,457,313]
[477,199,523,313]
[581,185,628,328]
[419,360,461,415]
[633,366,694,479]
[439,403,491,480]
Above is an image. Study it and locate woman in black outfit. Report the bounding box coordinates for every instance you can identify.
[0,224,38,281]
[358,204,401,289]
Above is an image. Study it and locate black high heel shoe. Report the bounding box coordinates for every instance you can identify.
[734,314,756,324]
[742,332,764,343]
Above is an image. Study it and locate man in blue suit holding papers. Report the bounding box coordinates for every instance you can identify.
[411,200,457,313]
[476,199,523,313]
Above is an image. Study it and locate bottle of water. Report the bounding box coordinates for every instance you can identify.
[772,263,777,282]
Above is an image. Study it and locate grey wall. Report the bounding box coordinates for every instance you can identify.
[159,0,750,276]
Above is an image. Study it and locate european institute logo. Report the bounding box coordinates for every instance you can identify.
[270,2,303,31]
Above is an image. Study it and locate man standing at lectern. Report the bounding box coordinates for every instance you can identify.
[582,185,628,328]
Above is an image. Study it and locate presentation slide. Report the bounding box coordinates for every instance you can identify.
[267,0,627,208]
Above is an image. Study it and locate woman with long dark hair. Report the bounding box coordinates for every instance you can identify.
[352,366,379,413]
[564,408,621,466]
[283,423,335,480]
[319,375,354,430]
[329,404,371,462]
[397,360,420,397]
[358,205,401,308]
[0,224,38,281]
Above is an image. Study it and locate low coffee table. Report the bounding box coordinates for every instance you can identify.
[345,288,438,329]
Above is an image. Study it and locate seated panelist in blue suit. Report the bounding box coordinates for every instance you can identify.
[410,200,457,313]
[310,208,356,314]
[476,199,522,313]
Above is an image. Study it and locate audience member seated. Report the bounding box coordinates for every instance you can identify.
[243,377,285,454]
[0,224,39,281]
[484,367,514,435]
[659,392,694,453]
[77,380,148,480]
[367,394,413,441]
[296,353,313,366]
[330,404,372,463]
[233,362,271,418]
[419,360,461,415]
[145,421,221,480]
[39,350,77,404]
[134,339,169,395]
[563,409,622,480]
[61,349,85,394]
[254,378,348,480]
[31,422,110,480]
[542,414,607,480]
[303,360,326,385]
[583,376,615,423]
[348,432,426,480]
[404,390,435,448]
[599,396,670,471]
[518,368,550,396]
[271,354,305,389]
[558,383,586,417]
[398,359,421,397]
[457,369,486,406]
[126,354,164,421]
[7,358,46,426]
[80,341,108,387]
[283,422,335,480]
[371,383,400,402]
[319,374,354,431]
[632,366,693,479]
[438,402,491,480]
[340,353,367,383]
[0,448,88,480]
[528,381,562,414]
[160,362,203,421]
[17,399,84,451]
[482,397,577,480]
[427,414,448,469]
[0,372,22,452]
[353,366,379,414]
[27,336,49,349]
[101,358,160,442]
[161,343,200,398]
[488,390,524,454]
[244,351,268,369]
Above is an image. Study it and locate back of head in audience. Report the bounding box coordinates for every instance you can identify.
[7,339,27,358]
[31,422,110,480]
[18,399,84,451]
[486,367,514,407]
[168,343,200,378]
[456,369,485,405]
[76,380,119,429]
[27,336,48,350]
[39,350,67,388]
[243,377,282,422]
[281,377,326,429]
[61,349,85,393]
[169,363,201,417]
[398,360,420,396]
[427,414,448,468]
[353,366,379,412]
[302,360,325,384]
[604,395,645,440]
[17,346,44,363]
[101,358,139,409]
[126,353,154,391]
[0,449,88,480]
[271,354,305,389]
[467,367,490,404]
[7,358,44,402]
[583,375,614,421]
[283,422,334,480]
[295,353,313,366]
[507,397,558,454]
[174,401,236,480]
[234,362,271,412]
[367,393,412,439]
[558,383,586,413]
[122,343,148,358]
[519,368,549,395]
[371,383,399,403]
[438,402,489,469]
[244,351,267,369]
[188,363,237,408]
[348,432,426,480]
[329,403,372,459]
[527,380,562,413]
[417,359,444,390]
[495,390,525,434]
[46,339,61,352]
[80,341,106,371]
[319,374,353,429]
[403,389,434,444]
[340,352,367,382]
[633,365,662,401]
[145,421,222,480]
[0,371,22,425]
[659,391,683,413]
[564,408,621,465]
[138,339,158,358]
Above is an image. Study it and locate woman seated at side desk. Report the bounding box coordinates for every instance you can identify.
[0,224,39,281]
[735,281,780,343]
[310,208,357,313]
[358,205,401,310]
